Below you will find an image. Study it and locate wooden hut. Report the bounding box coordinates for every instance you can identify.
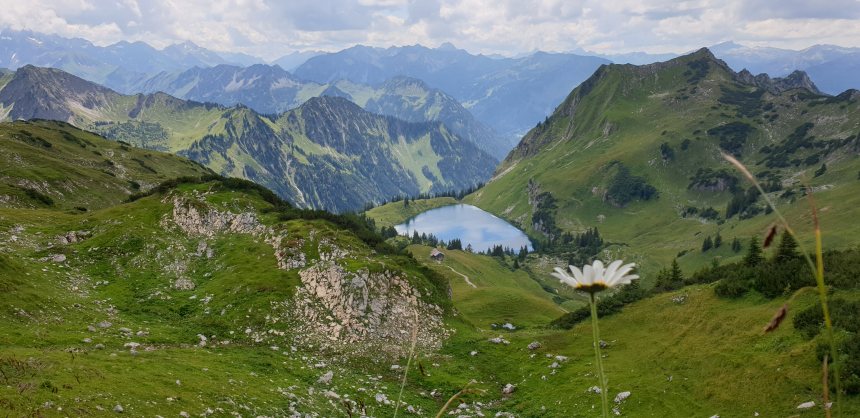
[429,248,445,262]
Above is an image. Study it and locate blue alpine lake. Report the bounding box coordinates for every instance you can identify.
[395,204,533,251]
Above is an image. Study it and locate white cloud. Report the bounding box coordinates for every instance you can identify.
[0,0,858,59]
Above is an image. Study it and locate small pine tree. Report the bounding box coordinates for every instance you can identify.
[775,231,799,261]
[714,232,723,248]
[656,258,685,291]
[403,197,409,207]
[670,258,684,283]
[513,259,520,269]
[702,236,713,252]
[731,237,742,253]
[744,236,763,266]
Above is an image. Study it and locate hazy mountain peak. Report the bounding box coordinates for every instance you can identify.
[166,40,203,51]
[438,42,458,51]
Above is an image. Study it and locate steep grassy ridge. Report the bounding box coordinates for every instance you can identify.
[0,120,211,210]
[468,48,860,275]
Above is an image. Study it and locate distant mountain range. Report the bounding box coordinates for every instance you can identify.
[0,65,496,212]
[3,28,860,157]
[294,44,612,140]
[130,65,509,159]
[0,29,259,90]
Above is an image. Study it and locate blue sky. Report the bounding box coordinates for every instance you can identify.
[0,0,858,59]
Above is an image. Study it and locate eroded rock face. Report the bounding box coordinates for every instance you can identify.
[164,192,446,358]
[291,264,446,356]
[168,196,269,237]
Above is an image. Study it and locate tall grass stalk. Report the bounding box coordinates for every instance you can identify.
[590,293,610,418]
[434,381,480,418]
[393,310,420,418]
[723,153,841,415]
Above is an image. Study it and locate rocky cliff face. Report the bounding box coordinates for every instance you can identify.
[736,69,822,94]
[0,65,121,122]
[164,192,446,357]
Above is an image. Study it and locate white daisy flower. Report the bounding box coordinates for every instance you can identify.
[551,259,639,293]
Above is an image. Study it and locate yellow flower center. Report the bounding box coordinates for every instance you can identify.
[577,282,608,293]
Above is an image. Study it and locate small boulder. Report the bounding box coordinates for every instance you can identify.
[375,393,390,404]
[527,341,541,350]
[797,401,815,410]
[113,404,124,413]
[317,371,333,385]
[324,390,340,400]
[502,383,516,395]
[488,336,510,345]
[614,391,631,404]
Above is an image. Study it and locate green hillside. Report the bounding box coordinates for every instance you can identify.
[392,245,860,417]
[0,127,454,414]
[2,118,860,417]
[467,48,860,275]
[0,120,211,210]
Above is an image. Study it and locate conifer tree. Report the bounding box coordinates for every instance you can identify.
[744,236,763,266]
[731,237,742,253]
[702,236,713,252]
[775,231,799,261]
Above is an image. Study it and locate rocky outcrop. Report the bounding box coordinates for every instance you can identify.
[164,192,446,358]
[290,264,446,356]
[168,195,270,237]
[736,69,822,95]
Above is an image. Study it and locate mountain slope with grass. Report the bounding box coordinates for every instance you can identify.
[0,66,496,212]
[0,127,458,416]
[0,120,212,210]
[2,117,860,417]
[467,48,860,275]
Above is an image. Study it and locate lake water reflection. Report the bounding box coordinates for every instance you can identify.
[394,204,533,252]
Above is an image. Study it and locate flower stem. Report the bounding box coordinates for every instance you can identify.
[590,292,610,418]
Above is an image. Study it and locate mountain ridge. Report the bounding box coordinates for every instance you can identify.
[468,47,860,273]
[0,66,496,212]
